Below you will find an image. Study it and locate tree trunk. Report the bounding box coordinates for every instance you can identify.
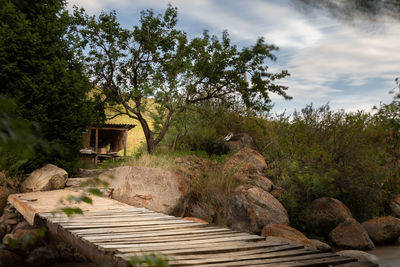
[146,138,156,154]
[170,133,180,152]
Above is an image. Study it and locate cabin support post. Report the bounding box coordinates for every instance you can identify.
[123,131,127,158]
[95,128,98,164]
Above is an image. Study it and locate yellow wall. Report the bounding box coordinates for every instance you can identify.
[105,104,155,155]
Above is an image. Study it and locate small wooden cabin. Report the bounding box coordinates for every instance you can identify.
[81,123,136,162]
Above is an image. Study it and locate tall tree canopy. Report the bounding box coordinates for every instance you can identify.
[74,6,291,153]
[0,0,101,172]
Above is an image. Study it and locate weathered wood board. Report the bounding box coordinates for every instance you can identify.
[8,189,360,266]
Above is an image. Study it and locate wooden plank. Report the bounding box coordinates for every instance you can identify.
[61,220,202,229]
[88,231,260,244]
[53,215,181,224]
[39,209,160,217]
[190,253,340,267]
[43,212,176,222]
[82,227,234,240]
[160,244,306,260]
[263,256,356,266]
[169,248,322,266]
[39,208,149,216]
[98,235,265,249]
[169,244,312,260]
[70,223,207,235]
[118,241,290,253]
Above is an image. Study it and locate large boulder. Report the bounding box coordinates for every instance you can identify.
[329,218,375,250]
[361,216,400,244]
[390,195,400,217]
[174,156,216,180]
[3,228,44,250]
[99,166,189,215]
[224,147,267,175]
[261,224,311,247]
[226,185,289,234]
[186,202,216,223]
[306,197,353,236]
[336,250,378,264]
[232,173,273,192]
[20,164,68,192]
[261,224,331,251]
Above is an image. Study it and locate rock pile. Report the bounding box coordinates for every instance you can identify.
[0,164,96,266]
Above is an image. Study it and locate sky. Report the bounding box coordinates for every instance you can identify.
[67,0,400,114]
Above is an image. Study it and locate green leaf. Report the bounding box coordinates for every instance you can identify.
[81,196,93,204]
[88,188,103,196]
[62,207,83,217]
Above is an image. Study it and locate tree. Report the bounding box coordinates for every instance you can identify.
[0,96,38,174]
[75,6,291,153]
[0,0,102,172]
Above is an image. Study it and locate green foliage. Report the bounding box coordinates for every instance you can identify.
[165,101,400,229]
[73,5,290,153]
[265,104,398,227]
[0,0,103,173]
[0,96,38,174]
[130,252,172,267]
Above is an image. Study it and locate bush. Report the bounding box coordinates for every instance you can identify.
[265,104,396,229]
[163,102,400,229]
[0,96,38,174]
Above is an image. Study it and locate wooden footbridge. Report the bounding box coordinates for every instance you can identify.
[8,189,364,266]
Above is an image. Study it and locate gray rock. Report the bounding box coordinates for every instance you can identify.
[174,156,216,180]
[336,250,378,264]
[261,224,312,247]
[224,147,267,175]
[226,185,289,234]
[187,202,215,223]
[99,166,189,215]
[329,218,375,250]
[362,216,400,244]
[261,224,331,251]
[3,228,43,250]
[309,239,331,252]
[233,173,273,192]
[306,197,353,236]
[21,164,68,192]
[0,186,11,216]
[0,249,23,267]
[26,246,59,266]
[390,195,400,217]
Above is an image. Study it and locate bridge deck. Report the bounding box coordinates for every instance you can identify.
[8,189,360,267]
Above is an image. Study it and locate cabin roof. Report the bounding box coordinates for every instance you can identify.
[99,123,136,130]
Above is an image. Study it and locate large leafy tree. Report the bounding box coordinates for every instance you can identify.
[0,0,101,172]
[75,6,291,153]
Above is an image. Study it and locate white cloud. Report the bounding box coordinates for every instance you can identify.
[282,19,400,108]
[66,0,400,113]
